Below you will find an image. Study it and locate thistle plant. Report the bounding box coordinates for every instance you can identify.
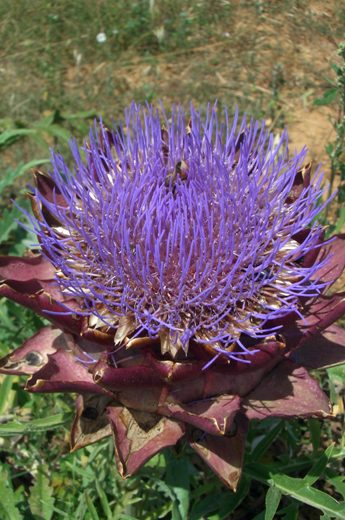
[1,103,345,491]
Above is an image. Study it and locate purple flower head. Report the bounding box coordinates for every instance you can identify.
[30,103,331,361]
[2,102,345,491]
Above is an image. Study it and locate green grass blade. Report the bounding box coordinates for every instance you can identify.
[0,468,23,520]
[61,110,97,120]
[271,474,345,519]
[302,445,334,487]
[264,486,281,520]
[0,412,71,436]
[0,158,50,195]
[0,375,16,414]
[250,421,284,461]
[28,468,55,520]
[95,478,113,520]
[0,206,22,245]
[84,491,100,520]
[165,454,191,520]
[0,128,36,148]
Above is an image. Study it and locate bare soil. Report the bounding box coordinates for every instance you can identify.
[0,1,344,173]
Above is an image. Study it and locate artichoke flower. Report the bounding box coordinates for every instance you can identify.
[1,103,345,491]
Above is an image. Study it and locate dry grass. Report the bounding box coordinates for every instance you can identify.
[0,1,344,167]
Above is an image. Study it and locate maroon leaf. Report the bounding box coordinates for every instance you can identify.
[0,326,64,375]
[107,406,185,477]
[70,394,113,451]
[93,360,163,390]
[292,227,324,268]
[116,386,166,414]
[142,352,205,382]
[78,327,114,350]
[160,395,240,436]
[104,341,283,418]
[290,324,345,369]
[312,234,345,285]
[34,170,68,208]
[27,348,106,394]
[170,339,283,402]
[300,293,345,338]
[0,255,55,282]
[287,163,311,203]
[283,293,345,348]
[243,360,330,420]
[0,282,82,333]
[190,414,248,491]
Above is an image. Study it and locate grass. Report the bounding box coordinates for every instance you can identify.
[0,1,345,518]
[1,1,344,118]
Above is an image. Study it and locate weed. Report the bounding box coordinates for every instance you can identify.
[315,36,345,231]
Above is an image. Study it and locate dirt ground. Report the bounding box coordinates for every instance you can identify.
[0,1,344,171]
